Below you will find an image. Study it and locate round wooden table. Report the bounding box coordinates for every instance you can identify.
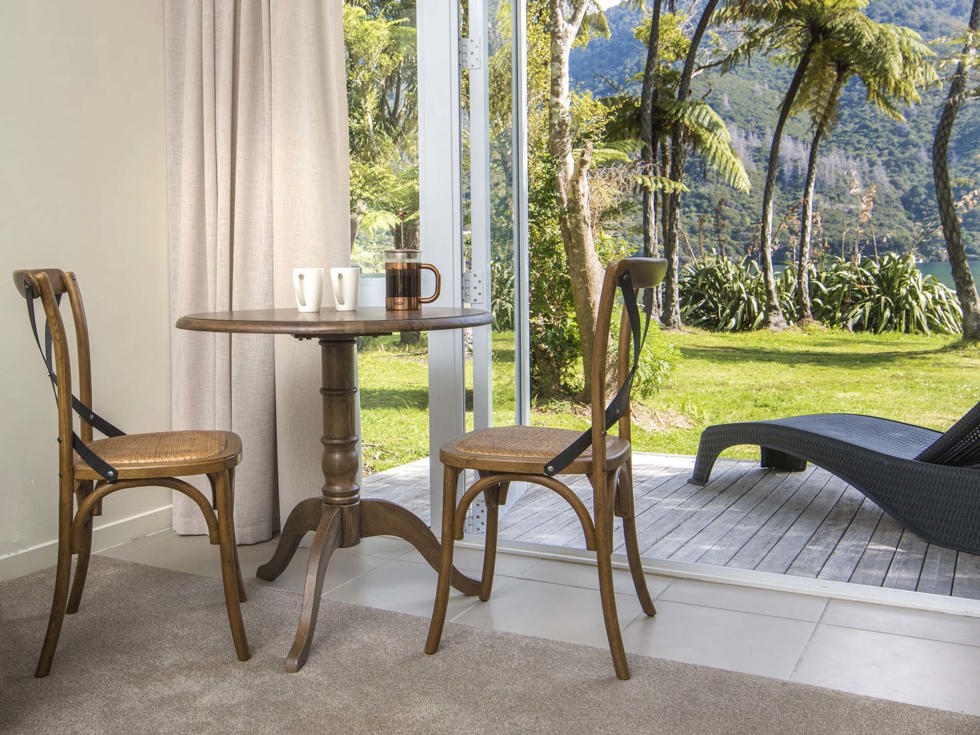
[177,306,490,672]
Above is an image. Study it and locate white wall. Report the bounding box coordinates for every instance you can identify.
[0,0,172,579]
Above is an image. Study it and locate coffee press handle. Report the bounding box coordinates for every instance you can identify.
[419,263,441,304]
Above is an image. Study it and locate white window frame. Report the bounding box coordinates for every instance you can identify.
[419,1,529,526]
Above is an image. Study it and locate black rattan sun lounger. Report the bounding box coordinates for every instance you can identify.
[689,402,980,556]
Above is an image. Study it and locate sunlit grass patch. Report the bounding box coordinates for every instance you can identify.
[358,328,979,472]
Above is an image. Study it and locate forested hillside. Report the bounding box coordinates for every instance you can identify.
[570,0,980,263]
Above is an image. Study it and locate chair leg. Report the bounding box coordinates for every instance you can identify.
[426,465,460,655]
[66,480,95,615]
[227,468,247,603]
[595,474,631,680]
[616,465,655,617]
[66,514,93,615]
[622,515,656,617]
[479,478,507,601]
[35,536,73,678]
[213,470,250,661]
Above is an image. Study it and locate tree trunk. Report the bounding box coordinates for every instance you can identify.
[760,43,814,330]
[549,0,604,400]
[350,214,360,250]
[640,0,663,260]
[796,129,822,323]
[932,0,980,341]
[661,189,682,328]
[797,70,842,323]
[661,0,720,330]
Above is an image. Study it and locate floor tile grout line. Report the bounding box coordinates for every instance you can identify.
[809,619,980,652]
[648,596,828,629]
[788,597,830,682]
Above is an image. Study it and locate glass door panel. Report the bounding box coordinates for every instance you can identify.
[345,1,419,278]
[346,0,528,525]
[462,0,528,433]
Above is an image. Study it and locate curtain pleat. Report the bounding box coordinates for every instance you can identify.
[165,0,350,542]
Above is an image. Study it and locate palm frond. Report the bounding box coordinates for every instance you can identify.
[681,101,751,192]
[358,210,402,235]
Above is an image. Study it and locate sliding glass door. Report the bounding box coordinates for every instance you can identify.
[345,1,527,525]
[418,1,531,524]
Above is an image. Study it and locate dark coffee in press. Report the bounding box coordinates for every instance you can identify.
[384,250,441,310]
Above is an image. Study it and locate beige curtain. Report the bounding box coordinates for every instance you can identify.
[165,0,350,543]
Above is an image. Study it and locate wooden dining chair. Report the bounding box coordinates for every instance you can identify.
[426,257,667,680]
[12,268,250,677]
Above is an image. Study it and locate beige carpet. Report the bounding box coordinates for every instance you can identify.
[1,558,975,734]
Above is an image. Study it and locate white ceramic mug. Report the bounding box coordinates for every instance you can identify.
[292,267,324,312]
[330,266,360,311]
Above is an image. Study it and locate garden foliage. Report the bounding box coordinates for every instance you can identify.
[679,253,963,334]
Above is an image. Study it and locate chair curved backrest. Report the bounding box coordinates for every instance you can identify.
[585,257,668,482]
[13,269,95,476]
[915,400,980,467]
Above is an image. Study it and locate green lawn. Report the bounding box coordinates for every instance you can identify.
[358,328,980,474]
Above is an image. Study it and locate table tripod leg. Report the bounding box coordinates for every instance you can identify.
[360,499,481,596]
[285,505,343,673]
[256,497,322,581]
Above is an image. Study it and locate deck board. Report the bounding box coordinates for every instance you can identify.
[780,478,860,577]
[757,474,848,575]
[883,530,929,592]
[726,476,829,569]
[640,468,761,559]
[849,514,904,587]
[668,469,797,563]
[953,553,980,599]
[918,544,956,596]
[695,468,819,567]
[816,498,883,582]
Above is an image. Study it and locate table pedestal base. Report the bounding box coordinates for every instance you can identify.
[255,337,480,673]
[257,498,481,672]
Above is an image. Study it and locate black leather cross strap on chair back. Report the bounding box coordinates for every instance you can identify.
[545,262,656,476]
[17,270,124,482]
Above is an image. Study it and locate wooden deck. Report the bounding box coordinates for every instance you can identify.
[362,453,980,602]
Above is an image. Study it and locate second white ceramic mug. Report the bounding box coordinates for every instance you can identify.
[292,267,324,312]
[330,266,360,311]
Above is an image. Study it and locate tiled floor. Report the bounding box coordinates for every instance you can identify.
[101,529,980,717]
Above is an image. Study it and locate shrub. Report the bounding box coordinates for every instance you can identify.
[607,313,679,400]
[679,253,962,335]
[527,163,580,398]
[489,259,515,331]
[812,255,962,334]
[678,255,767,331]
[632,322,679,398]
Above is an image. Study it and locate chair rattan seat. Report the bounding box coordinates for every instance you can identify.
[75,431,242,481]
[441,425,629,474]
